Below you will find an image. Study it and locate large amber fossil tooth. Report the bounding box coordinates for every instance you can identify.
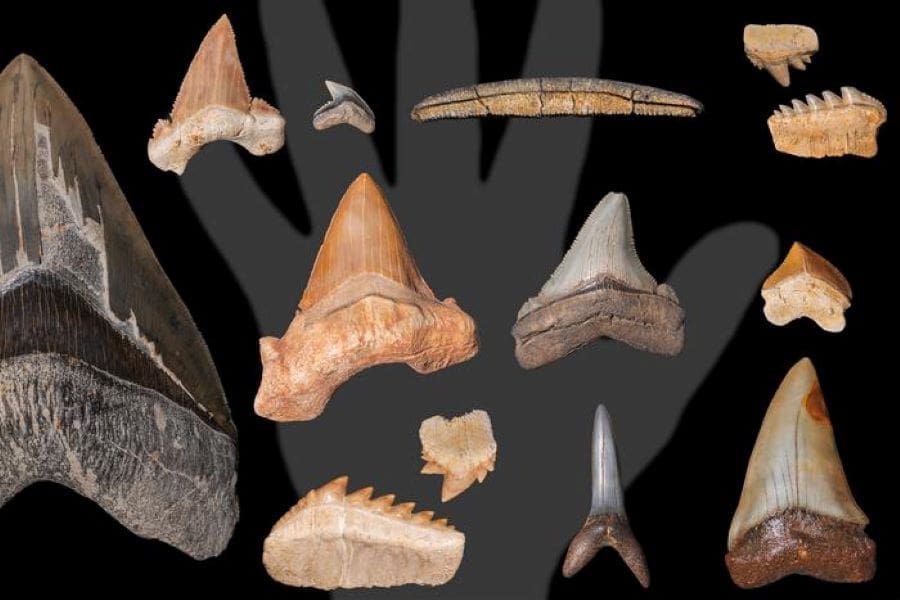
[743,25,819,86]
[562,405,649,587]
[411,77,703,121]
[726,358,875,588]
[148,14,285,174]
[761,242,851,332]
[511,192,684,368]
[263,476,465,589]
[419,409,497,502]
[768,87,886,158]
[254,173,478,421]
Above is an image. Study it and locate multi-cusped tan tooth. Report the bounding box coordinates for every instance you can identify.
[313,80,376,133]
[768,88,886,158]
[419,410,498,502]
[254,173,478,421]
[562,405,649,587]
[411,77,703,121]
[264,477,464,589]
[512,192,684,368]
[761,242,851,332]
[743,25,818,86]
[726,358,875,588]
[147,15,285,174]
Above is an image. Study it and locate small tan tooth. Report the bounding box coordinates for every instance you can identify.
[788,56,807,70]
[419,410,497,502]
[743,25,819,86]
[806,94,825,110]
[725,358,875,588]
[765,62,791,87]
[371,494,396,512]
[822,90,842,108]
[761,242,851,332]
[148,15,285,174]
[347,486,375,503]
[790,99,806,113]
[264,477,464,589]
[779,104,793,115]
[320,475,349,500]
[254,173,478,422]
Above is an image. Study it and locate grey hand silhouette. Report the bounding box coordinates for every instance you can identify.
[180,1,777,597]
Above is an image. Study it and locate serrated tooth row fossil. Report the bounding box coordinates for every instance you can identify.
[263,476,465,589]
[743,24,818,86]
[0,55,237,559]
[411,78,703,121]
[511,192,684,369]
[726,358,875,588]
[254,173,478,422]
[148,14,285,174]
[563,405,649,587]
[762,242,851,332]
[420,410,497,502]
[769,87,886,158]
[313,80,375,133]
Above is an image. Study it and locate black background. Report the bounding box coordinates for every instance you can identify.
[0,1,894,598]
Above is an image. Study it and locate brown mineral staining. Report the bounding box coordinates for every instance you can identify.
[761,242,852,332]
[411,78,703,121]
[743,25,819,86]
[263,476,465,589]
[726,358,875,588]
[768,87,886,158]
[420,410,497,501]
[148,15,285,174]
[254,173,478,422]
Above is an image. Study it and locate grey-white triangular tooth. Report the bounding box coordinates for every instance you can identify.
[791,100,807,113]
[806,94,826,110]
[822,91,841,108]
[779,104,794,115]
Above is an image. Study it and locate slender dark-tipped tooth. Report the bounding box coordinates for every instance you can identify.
[806,94,826,110]
[822,90,841,108]
[561,406,649,587]
[791,100,807,113]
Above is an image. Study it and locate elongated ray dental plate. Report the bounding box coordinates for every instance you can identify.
[511,192,684,368]
[148,14,285,174]
[254,173,478,421]
[411,78,703,121]
[420,410,497,501]
[726,358,875,588]
[762,242,852,332]
[768,87,886,158]
[313,80,375,133]
[0,55,237,559]
[263,476,465,589]
[744,25,818,86]
[563,406,648,586]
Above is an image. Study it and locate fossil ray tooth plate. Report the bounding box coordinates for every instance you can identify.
[411,77,703,121]
[313,80,375,133]
[511,192,684,368]
[744,25,818,86]
[768,87,886,158]
[420,410,497,501]
[263,476,465,589]
[148,14,285,174]
[726,358,875,588]
[254,173,478,421]
[0,55,237,558]
[762,242,851,332]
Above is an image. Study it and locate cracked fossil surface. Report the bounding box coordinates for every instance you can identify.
[0,55,237,559]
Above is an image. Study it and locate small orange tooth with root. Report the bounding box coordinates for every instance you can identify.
[420,409,497,501]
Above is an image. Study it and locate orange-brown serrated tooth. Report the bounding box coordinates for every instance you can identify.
[393,502,416,517]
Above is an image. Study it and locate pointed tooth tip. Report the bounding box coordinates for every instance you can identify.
[822,91,841,107]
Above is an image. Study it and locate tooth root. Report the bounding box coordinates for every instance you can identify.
[346,486,374,503]
[562,406,649,587]
[806,94,826,110]
[822,90,842,108]
[790,100,807,113]
[788,56,807,70]
[419,410,497,502]
[725,358,875,588]
[765,62,791,87]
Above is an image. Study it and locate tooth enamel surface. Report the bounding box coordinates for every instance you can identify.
[263,477,464,589]
[148,14,285,174]
[419,410,497,502]
[743,25,819,86]
[791,100,806,112]
[254,173,478,421]
[313,80,376,133]
[589,405,625,516]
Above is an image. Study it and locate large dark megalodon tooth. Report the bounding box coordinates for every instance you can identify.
[0,55,237,559]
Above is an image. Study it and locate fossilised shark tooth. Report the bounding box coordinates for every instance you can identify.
[148,14,285,174]
[254,173,478,421]
[743,25,819,86]
[0,55,237,559]
[312,80,375,133]
[562,405,649,586]
[511,192,684,368]
[419,409,497,502]
[411,78,703,121]
[726,358,875,588]
[761,242,852,332]
[263,476,465,589]
[768,87,886,158]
